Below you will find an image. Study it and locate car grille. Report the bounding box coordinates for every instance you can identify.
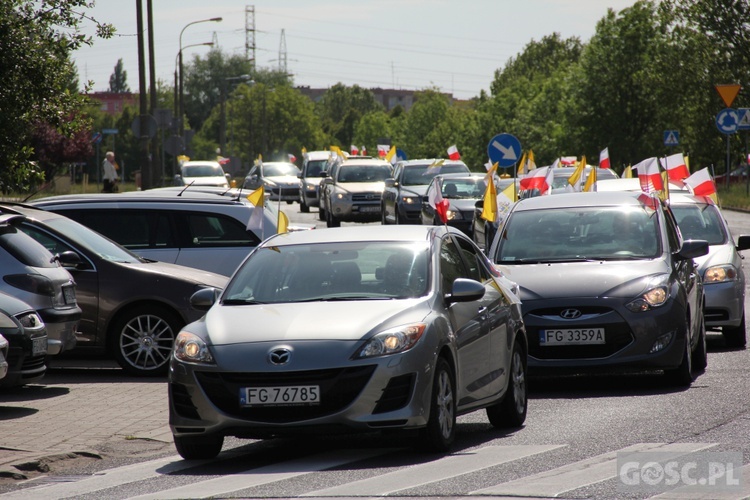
[6,347,46,379]
[352,193,381,202]
[525,306,634,360]
[194,365,377,422]
[270,187,298,197]
[372,373,415,414]
[170,382,201,420]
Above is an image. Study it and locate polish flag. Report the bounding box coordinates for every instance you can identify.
[427,180,450,224]
[635,157,663,193]
[361,145,367,155]
[599,148,610,169]
[447,145,461,161]
[288,154,297,163]
[660,153,690,181]
[377,144,389,157]
[683,167,717,197]
[520,166,553,195]
[350,145,359,155]
[560,156,577,166]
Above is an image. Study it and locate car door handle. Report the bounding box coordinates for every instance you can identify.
[477,306,488,317]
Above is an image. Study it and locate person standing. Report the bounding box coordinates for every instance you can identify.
[102,151,119,192]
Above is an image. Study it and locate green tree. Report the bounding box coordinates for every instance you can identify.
[353,110,392,154]
[108,58,130,93]
[0,0,113,192]
[315,84,383,148]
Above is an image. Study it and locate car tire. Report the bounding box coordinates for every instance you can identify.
[174,434,224,460]
[692,313,707,373]
[394,209,401,225]
[486,339,527,428]
[110,304,182,377]
[417,357,456,452]
[300,197,310,213]
[664,329,694,387]
[318,205,326,221]
[723,312,747,349]
[326,208,340,228]
[381,204,388,224]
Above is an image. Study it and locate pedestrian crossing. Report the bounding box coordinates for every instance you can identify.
[4,442,748,500]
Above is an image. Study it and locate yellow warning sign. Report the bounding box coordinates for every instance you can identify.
[715,84,741,107]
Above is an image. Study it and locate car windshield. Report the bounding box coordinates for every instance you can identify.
[223,241,430,303]
[337,165,391,183]
[550,168,619,189]
[402,164,469,186]
[182,164,224,177]
[671,204,728,245]
[495,206,661,263]
[27,216,142,264]
[264,163,300,177]
[441,178,486,198]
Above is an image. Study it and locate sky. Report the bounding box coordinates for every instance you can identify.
[72,0,639,101]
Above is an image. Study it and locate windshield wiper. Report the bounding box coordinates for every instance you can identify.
[222,299,266,305]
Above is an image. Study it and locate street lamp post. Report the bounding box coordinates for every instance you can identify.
[178,17,222,149]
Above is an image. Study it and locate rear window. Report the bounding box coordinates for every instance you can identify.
[0,226,57,267]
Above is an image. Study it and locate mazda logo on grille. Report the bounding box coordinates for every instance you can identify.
[268,348,291,365]
[560,308,582,319]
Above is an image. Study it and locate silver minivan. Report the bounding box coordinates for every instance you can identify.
[0,214,79,355]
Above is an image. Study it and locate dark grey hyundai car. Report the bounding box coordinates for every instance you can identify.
[0,203,228,376]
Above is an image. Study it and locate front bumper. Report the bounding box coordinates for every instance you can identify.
[703,281,745,329]
[301,183,320,207]
[38,306,80,355]
[329,199,382,222]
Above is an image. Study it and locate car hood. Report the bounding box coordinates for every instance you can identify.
[204,300,425,344]
[129,260,228,288]
[337,182,385,193]
[182,176,228,186]
[692,243,737,273]
[497,260,670,300]
[265,175,300,187]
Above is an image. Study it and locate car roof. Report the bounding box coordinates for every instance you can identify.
[27,190,253,208]
[595,177,692,193]
[436,173,485,180]
[667,191,715,206]
[263,223,458,247]
[513,190,657,211]
[400,159,468,168]
[304,151,332,160]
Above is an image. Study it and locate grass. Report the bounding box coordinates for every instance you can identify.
[717,184,750,211]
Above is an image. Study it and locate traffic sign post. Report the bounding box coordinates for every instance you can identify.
[487,133,522,169]
[716,108,739,135]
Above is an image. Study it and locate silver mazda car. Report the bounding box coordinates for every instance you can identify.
[169,225,527,459]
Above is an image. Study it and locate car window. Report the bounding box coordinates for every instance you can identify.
[441,178,485,198]
[182,164,224,177]
[0,226,57,267]
[264,163,300,177]
[185,213,260,248]
[671,204,727,245]
[402,164,469,186]
[304,160,326,177]
[65,210,154,250]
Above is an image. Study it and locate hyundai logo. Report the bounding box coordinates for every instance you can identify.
[560,308,582,320]
[268,348,292,365]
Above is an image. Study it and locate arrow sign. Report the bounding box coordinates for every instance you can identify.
[487,133,522,168]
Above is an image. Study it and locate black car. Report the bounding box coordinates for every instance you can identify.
[488,191,709,386]
[420,173,487,237]
[382,159,470,225]
[0,204,228,376]
[0,291,47,387]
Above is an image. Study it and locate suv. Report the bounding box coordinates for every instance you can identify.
[382,159,470,225]
[28,191,279,277]
[174,160,231,188]
[298,150,331,212]
[0,214,79,356]
[319,157,392,227]
[243,161,301,204]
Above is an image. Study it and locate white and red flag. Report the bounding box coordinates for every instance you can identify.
[377,144,389,157]
[350,145,359,155]
[447,145,461,161]
[361,145,367,155]
[560,156,577,166]
[660,153,690,181]
[426,180,450,223]
[635,157,663,194]
[288,153,297,163]
[520,166,553,195]
[683,167,717,197]
[599,148,610,169]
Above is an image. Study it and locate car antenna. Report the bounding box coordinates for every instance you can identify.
[177,180,195,197]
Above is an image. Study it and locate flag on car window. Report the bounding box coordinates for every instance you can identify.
[566,157,586,192]
[427,180,450,224]
[246,186,265,238]
[277,210,289,234]
[386,146,397,165]
[583,158,597,192]
[447,145,460,161]
[599,148,610,169]
[623,164,633,178]
[350,144,359,155]
[660,153,690,182]
[684,167,717,199]
[481,164,499,223]
[635,157,663,194]
[520,166,553,195]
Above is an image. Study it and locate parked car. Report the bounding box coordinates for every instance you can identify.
[382,159,471,225]
[298,150,331,213]
[0,291,47,387]
[174,160,231,188]
[0,203,228,376]
[169,225,528,459]
[28,191,279,277]
[0,214,80,356]
[669,192,750,348]
[420,173,487,236]
[488,191,708,386]
[243,161,301,204]
[319,157,393,227]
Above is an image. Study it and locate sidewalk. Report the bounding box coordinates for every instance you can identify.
[0,357,172,479]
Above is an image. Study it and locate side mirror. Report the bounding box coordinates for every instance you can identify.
[190,287,220,311]
[445,278,485,304]
[384,178,396,188]
[320,171,328,178]
[737,235,750,252]
[677,239,709,260]
[55,250,82,268]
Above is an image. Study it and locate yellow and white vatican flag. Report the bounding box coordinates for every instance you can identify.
[566,157,586,192]
[277,210,289,234]
[246,186,265,239]
[481,163,499,223]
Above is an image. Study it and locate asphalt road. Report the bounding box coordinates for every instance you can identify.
[1,204,749,499]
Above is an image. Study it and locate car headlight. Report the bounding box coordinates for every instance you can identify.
[446,209,463,221]
[335,191,350,201]
[704,264,738,283]
[173,331,214,364]
[305,183,317,191]
[625,285,669,312]
[353,323,426,359]
[401,196,419,205]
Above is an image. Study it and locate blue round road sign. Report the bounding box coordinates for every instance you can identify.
[716,108,739,135]
[487,133,522,168]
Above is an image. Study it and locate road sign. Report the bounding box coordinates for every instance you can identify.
[102,128,119,135]
[716,108,739,135]
[487,133,522,168]
[737,108,750,131]
[91,131,103,144]
[663,130,679,146]
[715,84,741,108]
